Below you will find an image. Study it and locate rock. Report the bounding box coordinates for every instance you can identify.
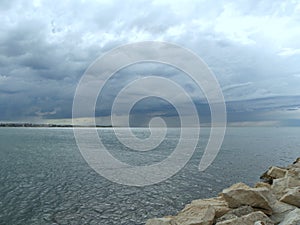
[272,177,288,198]
[280,187,300,207]
[272,178,286,194]
[255,182,271,189]
[272,174,300,199]
[146,217,172,225]
[189,196,230,218]
[267,166,288,179]
[221,183,274,215]
[254,221,268,225]
[146,157,300,225]
[287,176,300,187]
[230,205,254,217]
[146,205,216,225]
[279,208,300,225]
[288,162,300,169]
[172,214,215,225]
[270,201,296,224]
[293,157,300,164]
[261,166,288,184]
[175,205,215,225]
[291,162,300,168]
[215,211,274,225]
[261,171,274,184]
[216,206,253,223]
[287,167,300,180]
[216,213,238,223]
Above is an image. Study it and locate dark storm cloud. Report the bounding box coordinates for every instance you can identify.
[0,0,300,126]
[226,96,300,125]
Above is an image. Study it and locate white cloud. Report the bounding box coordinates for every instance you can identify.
[0,75,8,80]
[222,82,252,92]
[228,121,280,127]
[278,48,300,56]
[35,109,58,117]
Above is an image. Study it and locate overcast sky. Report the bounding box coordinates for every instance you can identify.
[1,0,300,126]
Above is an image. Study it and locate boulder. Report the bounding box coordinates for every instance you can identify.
[146,205,216,225]
[287,176,300,187]
[172,214,215,225]
[229,205,254,217]
[261,171,274,184]
[175,205,215,225]
[291,162,300,168]
[272,173,300,199]
[287,167,300,180]
[146,197,223,225]
[261,166,289,184]
[293,157,300,164]
[215,211,274,225]
[267,166,288,179]
[254,221,269,225]
[287,162,300,169]
[189,196,230,218]
[279,208,300,225]
[270,201,296,224]
[221,183,274,215]
[255,182,271,189]
[280,187,300,207]
[216,206,253,223]
[216,213,238,223]
[272,177,288,198]
[146,157,300,225]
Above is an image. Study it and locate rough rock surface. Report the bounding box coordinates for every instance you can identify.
[146,157,300,225]
[216,205,253,223]
[278,208,300,225]
[280,187,300,207]
[145,205,215,225]
[255,182,272,189]
[176,205,215,225]
[215,211,274,225]
[269,201,296,224]
[189,197,230,218]
[267,167,288,179]
[221,182,274,214]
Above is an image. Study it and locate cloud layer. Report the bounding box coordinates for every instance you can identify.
[0,0,300,125]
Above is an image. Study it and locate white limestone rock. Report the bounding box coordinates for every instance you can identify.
[175,205,215,225]
[270,201,296,224]
[221,183,274,215]
[267,166,288,179]
[189,196,230,218]
[279,208,300,225]
[215,211,274,225]
[280,187,300,208]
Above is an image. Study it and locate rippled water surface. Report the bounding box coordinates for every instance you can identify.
[0,127,299,225]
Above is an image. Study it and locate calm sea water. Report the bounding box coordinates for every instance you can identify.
[0,127,299,225]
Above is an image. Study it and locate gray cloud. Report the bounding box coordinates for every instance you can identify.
[0,0,300,126]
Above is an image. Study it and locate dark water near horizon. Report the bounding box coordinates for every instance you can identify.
[0,127,299,225]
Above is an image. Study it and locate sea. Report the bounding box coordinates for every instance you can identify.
[0,127,299,225]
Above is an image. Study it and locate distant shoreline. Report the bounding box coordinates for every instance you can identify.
[0,123,113,128]
[1,123,300,128]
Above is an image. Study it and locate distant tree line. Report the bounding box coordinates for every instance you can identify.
[0,123,112,128]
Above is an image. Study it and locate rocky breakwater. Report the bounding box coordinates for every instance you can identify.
[146,157,300,225]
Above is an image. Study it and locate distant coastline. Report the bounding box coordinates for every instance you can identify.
[0,123,113,128]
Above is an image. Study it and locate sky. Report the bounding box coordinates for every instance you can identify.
[0,0,300,126]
